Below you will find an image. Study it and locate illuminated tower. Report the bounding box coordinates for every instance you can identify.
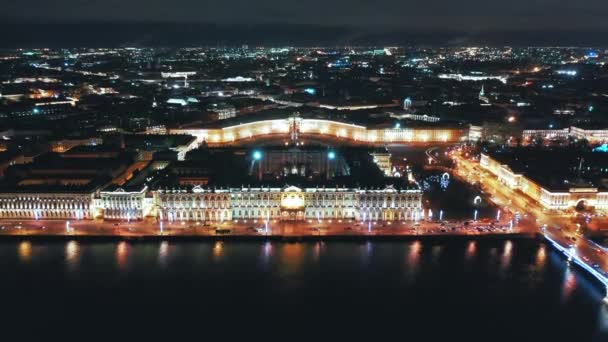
[403,97,412,111]
[479,85,489,104]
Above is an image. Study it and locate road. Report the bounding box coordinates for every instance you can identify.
[0,215,526,238]
[452,150,608,294]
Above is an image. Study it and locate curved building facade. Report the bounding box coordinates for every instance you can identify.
[169,118,469,145]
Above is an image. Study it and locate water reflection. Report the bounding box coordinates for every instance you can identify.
[313,241,323,260]
[535,245,547,268]
[279,243,304,276]
[0,239,606,339]
[18,241,32,263]
[212,241,223,260]
[158,241,169,266]
[597,303,608,336]
[499,240,513,274]
[431,245,442,264]
[116,241,129,269]
[405,241,421,280]
[65,240,80,269]
[465,241,476,260]
[561,266,577,302]
[260,241,273,269]
[359,241,373,266]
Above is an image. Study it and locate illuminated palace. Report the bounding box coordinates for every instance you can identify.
[156,185,422,222]
[0,185,423,222]
[169,117,470,145]
[0,192,94,220]
[480,152,608,212]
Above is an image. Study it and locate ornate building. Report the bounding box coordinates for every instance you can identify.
[0,184,423,222]
[169,117,469,145]
[155,185,422,222]
[480,153,608,211]
[99,186,152,220]
[0,192,94,219]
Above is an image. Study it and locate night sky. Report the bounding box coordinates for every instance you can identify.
[3,0,608,30]
[2,0,608,46]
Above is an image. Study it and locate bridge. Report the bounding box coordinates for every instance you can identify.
[543,230,608,301]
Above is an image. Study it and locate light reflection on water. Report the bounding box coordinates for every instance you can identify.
[116,241,129,269]
[279,243,304,276]
[65,240,80,268]
[465,240,476,260]
[212,241,223,260]
[499,240,513,274]
[3,239,606,339]
[18,241,31,263]
[158,241,169,266]
[536,245,547,268]
[405,240,421,280]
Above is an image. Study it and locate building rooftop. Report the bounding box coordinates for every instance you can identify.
[487,148,608,191]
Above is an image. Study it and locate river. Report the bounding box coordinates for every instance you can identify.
[1,238,607,341]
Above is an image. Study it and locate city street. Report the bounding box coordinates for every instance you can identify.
[453,151,608,291]
[0,214,527,238]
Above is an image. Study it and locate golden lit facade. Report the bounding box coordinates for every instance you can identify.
[169,118,468,145]
[156,187,233,222]
[99,187,153,220]
[522,126,608,145]
[154,185,422,222]
[480,153,608,211]
[0,185,422,221]
[0,192,94,219]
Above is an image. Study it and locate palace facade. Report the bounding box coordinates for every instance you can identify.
[169,117,469,145]
[0,184,422,222]
[0,192,94,219]
[156,185,423,222]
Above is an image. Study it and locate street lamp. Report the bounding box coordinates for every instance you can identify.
[253,150,262,161]
[568,245,576,263]
[327,151,336,160]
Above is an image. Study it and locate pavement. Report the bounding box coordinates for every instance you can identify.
[0,215,527,238]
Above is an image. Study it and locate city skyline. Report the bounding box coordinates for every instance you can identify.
[1,18,608,337]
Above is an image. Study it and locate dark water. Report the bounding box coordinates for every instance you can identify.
[1,239,607,341]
